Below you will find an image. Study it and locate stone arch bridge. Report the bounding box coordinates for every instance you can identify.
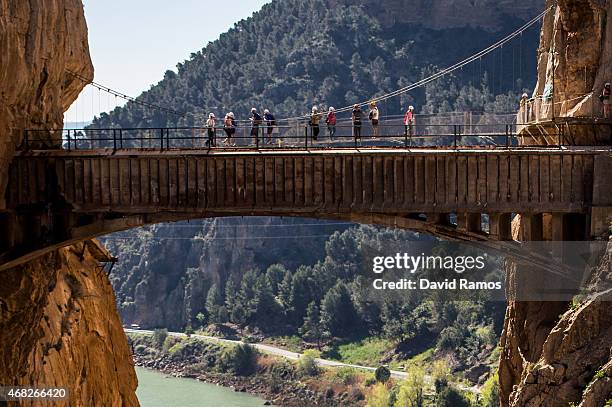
[1,147,610,271]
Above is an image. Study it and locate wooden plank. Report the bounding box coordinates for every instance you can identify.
[571,155,583,203]
[498,155,509,203]
[519,155,529,204]
[466,156,477,204]
[264,157,275,204]
[206,159,217,208]
[130,158,140,206]
[509,155,520,204]
[294,157,304,206]
[177,158,187,206]
[159,158,169,206]
[353,156,363,206]
[404,156,414,206]
[27,159,37,203]
[140,159,150,205]
[445,155,456,205]
[394,157,404,206]
[550,155,561,202]
[343,156,353,208]
[384,157,394,205]
[119,159,130,206]
[284,157,294,205]
[334,156,342,205]
[275,157,285,204]
[486,155,498,204]
[36,159,46,202]
[225,158,235,206]
[304,157,313,206]
[313,157,324,205]
[82,159,92,204]
[213,158,227,208]
[245,157,254,206]
[91,159,101,205]
[235,158,245,206]
[168,158,178,207]
[196,158,206,208]
[324,157,335,207]
[254,157,265,205]
[539,155,550,204]
[363,156,374,206]
[100,159,110,206]
[424,156,436,205]
[436,156,446,206]
[373,156,384,206]
[187,158,197,207]
[456,156,467,205]
[413,156,425,204]
[561,155,572,203]
[65,159,76,204]
[528,155,539,203]
[477,156,486,206]
[150,158,160,205]
[582,155,594,204]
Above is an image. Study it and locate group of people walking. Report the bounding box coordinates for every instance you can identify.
[203,103,418,147]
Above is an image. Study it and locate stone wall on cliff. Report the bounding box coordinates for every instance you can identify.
[0,1,139,405]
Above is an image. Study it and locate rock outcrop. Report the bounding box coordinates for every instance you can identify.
[0,1,138,405]
[0,241,139,407]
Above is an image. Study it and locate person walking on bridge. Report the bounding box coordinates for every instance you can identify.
[223,112,236,146]
[310,106,322,141]
[600,83,610,118]
[369,101,380,138]
[206,113,216,148]
[250,108,263,145]
[404,105,415,139]
[264,109,276,145]
[326,107,337,140]
[352,104,362,142]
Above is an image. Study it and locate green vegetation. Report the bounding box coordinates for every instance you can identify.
[326,337,392,367]
[218,343,259,376]
[375,366,391,383]
[367,383,392,407]
[297,349,321,377]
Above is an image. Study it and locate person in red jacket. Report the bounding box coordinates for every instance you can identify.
[326,107,337,140]
[404,105,415,137]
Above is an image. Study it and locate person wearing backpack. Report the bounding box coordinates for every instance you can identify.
[369,101,380,138]
[326,107,337,140]
[264,109,276,144]
[250,108,262,145]
[223,112,236,146]
[310,106,322,141]
[206,113,216,148]
[352,104,362,141]
[404,105,415,138]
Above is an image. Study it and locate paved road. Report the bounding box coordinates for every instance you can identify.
[125,328,408,379]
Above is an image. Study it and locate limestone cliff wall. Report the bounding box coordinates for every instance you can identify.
[533,0,611,117]
[0,1,138,405]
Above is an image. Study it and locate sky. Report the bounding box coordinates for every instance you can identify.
[64,0,271,124]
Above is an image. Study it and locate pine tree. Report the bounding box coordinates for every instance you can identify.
[320,281,357,338]
[205,284,222,323]
[299,301,327,349]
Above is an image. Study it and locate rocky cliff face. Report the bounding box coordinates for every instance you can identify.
[499,3,612,404]
[0,1,138,405]
[532,0,611,118]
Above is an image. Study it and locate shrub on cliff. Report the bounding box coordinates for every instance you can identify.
[153,328,168,348]
[297,349,320,377]
[218,344,259,376]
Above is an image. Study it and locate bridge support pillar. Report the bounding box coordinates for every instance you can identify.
[489,213,512,241]
[519,213,543,241]
[457,213,481,233]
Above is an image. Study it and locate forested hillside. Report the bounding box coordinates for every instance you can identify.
[92,0,542,128]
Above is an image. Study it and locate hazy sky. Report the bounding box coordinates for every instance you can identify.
[65,0,271,123]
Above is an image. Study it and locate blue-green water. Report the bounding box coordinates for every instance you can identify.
[136,367,267,407]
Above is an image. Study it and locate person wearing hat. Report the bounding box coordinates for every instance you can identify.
[223,112,236,146]
[519,93,529,123]
[352,104,362,141]
[250,108,263,145]
[369,101,380,138]
[310,106,322,141]
[326,107,337,140]
[264,109,276,144]
[403,105,415,138]
[601,83,611,118]
[206,112,216,147]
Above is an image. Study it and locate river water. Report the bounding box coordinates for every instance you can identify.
[135,366,267,406]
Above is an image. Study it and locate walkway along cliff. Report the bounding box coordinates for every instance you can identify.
[0,1,138,406]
